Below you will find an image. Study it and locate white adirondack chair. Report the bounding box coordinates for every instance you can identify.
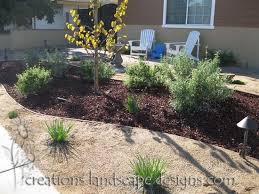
[165,31,200,61]
[128,29,155,57]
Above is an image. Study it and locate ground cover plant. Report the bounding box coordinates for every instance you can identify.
[16,66,52,95]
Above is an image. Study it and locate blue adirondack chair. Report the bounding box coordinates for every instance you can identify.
[150,43,166,59]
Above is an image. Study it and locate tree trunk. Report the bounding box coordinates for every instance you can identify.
[93,2,99,94]
[94,47,99,94]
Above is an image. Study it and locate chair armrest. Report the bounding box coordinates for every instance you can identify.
[165,42,186,46]
[165,42,186,51]
[128,40,140,46]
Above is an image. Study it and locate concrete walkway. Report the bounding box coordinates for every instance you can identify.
[0,125,59,194]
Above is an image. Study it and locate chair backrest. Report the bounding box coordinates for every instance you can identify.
[140,29,155,50]
[185,31,200,55]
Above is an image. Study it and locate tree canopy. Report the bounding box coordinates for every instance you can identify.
[0,0,59,29]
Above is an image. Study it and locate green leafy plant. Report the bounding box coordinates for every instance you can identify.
[70,55,81,61]
[16,66,52,95]
[170,53,232,112]
[207,49,236,66]
[24,49,46,67]
[231,80,246,85]
[131,155,166,191]
[80,60,115,82]
[43,49,69,78]
[125,95,139,114]
[124,60,173,89]
[8,111,18,119]
[46,120,72,143]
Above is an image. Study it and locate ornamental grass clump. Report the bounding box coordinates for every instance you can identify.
[46,120,72,143]
[131,155,166,192]
[170,52,232,112]
[125,95,139,114]
[16,66,52,95]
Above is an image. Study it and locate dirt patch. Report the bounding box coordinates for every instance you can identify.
[1,61,259,159]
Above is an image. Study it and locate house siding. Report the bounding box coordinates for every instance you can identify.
[124,0,259,28]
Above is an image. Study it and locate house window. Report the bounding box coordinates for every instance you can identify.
[163,0,215,29]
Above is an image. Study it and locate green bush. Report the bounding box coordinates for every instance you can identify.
[24,49,46,67]
[80,60,115,82]
[207,49,236,66]
[131,155,166,189]
[70,55,81,61]
[125,95,139,114]
[124,60,173,89]
[231,80,246,85]
[46,120,72,143]
[16,66,52,95]
[170,53,232,112]
[43,49,69,78]
[8,111,18,119]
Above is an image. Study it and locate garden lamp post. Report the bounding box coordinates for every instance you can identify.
[237,116,258,159]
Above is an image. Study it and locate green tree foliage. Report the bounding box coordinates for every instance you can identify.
[0,0,59,28]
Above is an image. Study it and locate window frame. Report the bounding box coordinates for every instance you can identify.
[162,0,216,29]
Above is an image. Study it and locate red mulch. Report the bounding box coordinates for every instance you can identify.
[1,61,259,159]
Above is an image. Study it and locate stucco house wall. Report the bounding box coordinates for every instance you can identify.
[120,0,259,70]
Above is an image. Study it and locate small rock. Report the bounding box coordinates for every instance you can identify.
[57,97,70,103]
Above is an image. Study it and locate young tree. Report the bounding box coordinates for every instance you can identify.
[65,0,128,94]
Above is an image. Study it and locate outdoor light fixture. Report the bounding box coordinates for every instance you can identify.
[237,116,258,159]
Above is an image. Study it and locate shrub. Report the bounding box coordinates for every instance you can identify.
[124,60,173,89]
[125,95,139,114]
[80,60,115,82]
[46,120,72,143]
[24,49,46,67]
[8,111,18,119]
[170,53,232,112]
[16,66,52,95]
[131,155,166,189]
[43,49,69,78]
[231,80,246,85]
[70,55,81,61]
[207,49,236,66]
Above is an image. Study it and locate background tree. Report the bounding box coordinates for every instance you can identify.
[65,0,128,94]
[0,0,59,29]
[0,0,15,30]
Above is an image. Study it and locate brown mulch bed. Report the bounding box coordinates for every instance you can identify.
[1,61,259,159]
